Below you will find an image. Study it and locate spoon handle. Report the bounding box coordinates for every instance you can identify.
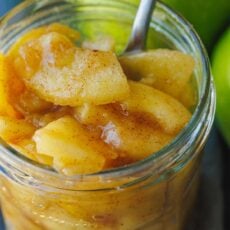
[125,0,157,53]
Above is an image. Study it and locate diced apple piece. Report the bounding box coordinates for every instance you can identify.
[74,103,114,125]
[0,54,23,118]
[16,90,53,114]
[75,104,173,160]
[177,82,197,109]
[122,81,191,135]
[46,23,80,42]
[36,154,53,166]
[101,120,172,160]
[82,35,115,51]
[33,116,118,174]
[119,49,195,101]
[1,53,50,117]
[11,139,53,166]
[13,32,76,80]
[7,23,80,60]
[0,116,52,163]
[28,106,73,128]
[11,139,38,161]
[0,116,35,142]
[13,32,129,106]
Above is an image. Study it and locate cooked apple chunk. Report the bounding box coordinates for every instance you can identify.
[0,116,45,162]
[101,120,173,160]
[0,54,24,118]
[15,90,53,115]
[119,49,195,102]
[33,116,118,175]
[122,81,191,135]
[0,116,35,142]
[7,23,80,60]
[74,104,173,160]
[10,139,38,162]
[13,32,129,106]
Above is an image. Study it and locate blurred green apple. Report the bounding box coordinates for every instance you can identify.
[129,0,230,50]
[163,0,230,50]
[212,28,230,146]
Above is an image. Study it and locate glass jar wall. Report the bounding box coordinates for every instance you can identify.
[0,0,215,229]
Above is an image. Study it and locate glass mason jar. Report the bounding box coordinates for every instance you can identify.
[0,0,215,229]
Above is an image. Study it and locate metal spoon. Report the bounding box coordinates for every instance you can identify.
[124,0,157,54]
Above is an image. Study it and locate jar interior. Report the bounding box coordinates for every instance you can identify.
[1,0,206,115]
[0,0,211,184]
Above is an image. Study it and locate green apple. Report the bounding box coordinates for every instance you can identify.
[162,0,230,50]
[212,27,230,146]
[129,0,230,50]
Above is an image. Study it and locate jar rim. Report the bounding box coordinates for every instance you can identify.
[0,0,214,184]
